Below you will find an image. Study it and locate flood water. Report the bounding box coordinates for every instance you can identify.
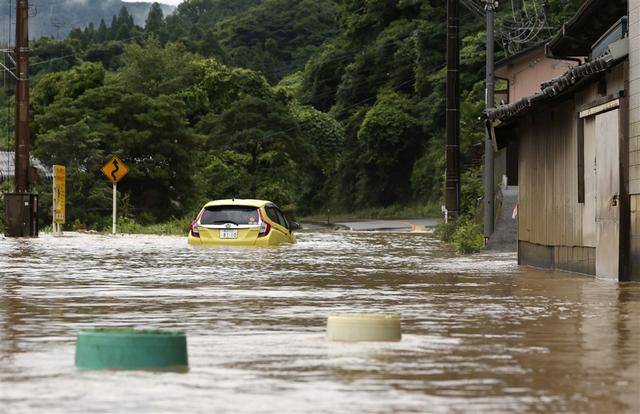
[1,227,639,413]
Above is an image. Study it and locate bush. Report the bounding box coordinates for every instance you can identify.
[117,216,191,235]
[451,218,484,254]
[434,220,456,243]
[0,181,12,234]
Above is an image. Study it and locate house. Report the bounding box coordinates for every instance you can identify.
[0,149,53,183]
[487,0,638,281]
[495,44,576,105]
[492,45,576,190]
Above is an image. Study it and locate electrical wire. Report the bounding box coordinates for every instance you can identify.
[500,0,554,54]
[460,0,556,55]
[460,0,484,19]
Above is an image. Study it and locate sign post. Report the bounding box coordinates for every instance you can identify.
[100,156,129,235]
[52,165,66,236]
[113,182,117,235]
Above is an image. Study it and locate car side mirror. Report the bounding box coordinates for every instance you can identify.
[289,221,301,231]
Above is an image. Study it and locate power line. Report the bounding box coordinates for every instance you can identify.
[460,0,556,55]
[499,0,554,54]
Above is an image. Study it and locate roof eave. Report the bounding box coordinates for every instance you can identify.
[546,0,627,58]
[486,55,623,124]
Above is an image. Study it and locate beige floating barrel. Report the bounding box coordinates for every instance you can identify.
[326,313,402,342]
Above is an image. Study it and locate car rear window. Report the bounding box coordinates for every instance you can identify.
[200,206,259,225]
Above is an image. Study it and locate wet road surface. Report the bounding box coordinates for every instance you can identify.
[335,219,438,232]
[1,228,639,413]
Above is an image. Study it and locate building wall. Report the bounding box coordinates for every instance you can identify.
[519,99,583,248]
[628,0,640,280]
[495,49,574,104]
[517,66,626,277]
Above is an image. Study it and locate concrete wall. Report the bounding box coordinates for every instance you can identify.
[629,0,640,280]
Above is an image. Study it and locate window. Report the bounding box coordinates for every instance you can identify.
[266,206,289,229]
[275,208,289,229]
[200,206,259,225]
[265,206,282,226]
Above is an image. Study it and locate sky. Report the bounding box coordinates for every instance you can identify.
[123,0,184,5]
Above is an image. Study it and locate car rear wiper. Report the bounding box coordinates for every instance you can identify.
[210,220,239,225]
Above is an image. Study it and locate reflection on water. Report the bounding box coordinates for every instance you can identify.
[1,229,639,413]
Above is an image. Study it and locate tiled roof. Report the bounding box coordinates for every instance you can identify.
[486,57,615,123]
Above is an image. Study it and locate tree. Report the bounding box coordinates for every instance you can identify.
[114,7,133,40]
[291,103,345,210]
[198,96,307,208]
[213,0,340,83]
[117,39,201,98]
[96,19,108,43]
[354,90,423,207]
[145,3,165,37]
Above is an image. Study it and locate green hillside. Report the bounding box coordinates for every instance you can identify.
[0,0,585,230]
[0,0,174,41]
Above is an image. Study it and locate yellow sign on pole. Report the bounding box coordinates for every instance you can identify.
[101,156,128,235]
[101,156,129,184]
[53,165,66,225]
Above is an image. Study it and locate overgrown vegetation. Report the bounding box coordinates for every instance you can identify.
[116,217,192,236]
[0,0,583,238]
[0,181,10,233]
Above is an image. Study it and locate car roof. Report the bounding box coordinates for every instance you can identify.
[203,199,271,208]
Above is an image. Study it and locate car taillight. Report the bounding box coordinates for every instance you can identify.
[190,208,205,238]
[258,209,270,237]
[190,222,200,238]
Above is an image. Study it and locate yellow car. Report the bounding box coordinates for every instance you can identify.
[187,199,299,247]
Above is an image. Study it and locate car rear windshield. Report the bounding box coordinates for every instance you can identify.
[200,206,259,226]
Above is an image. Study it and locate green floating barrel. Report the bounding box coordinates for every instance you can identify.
[75,328,188,371]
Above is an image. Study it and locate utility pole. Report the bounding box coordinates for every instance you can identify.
[15,0,29,194]
[483,0,497,240]
[445,0,461,221]
[3,0,38,237]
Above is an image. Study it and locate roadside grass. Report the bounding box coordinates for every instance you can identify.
[116,217,191,236]
[36,217,191,236]
[434,218,485,254]
[0,181,10,234]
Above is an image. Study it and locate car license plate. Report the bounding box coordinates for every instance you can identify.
[220,229,238,239]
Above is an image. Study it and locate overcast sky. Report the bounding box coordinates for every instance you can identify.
[123,0,184,5]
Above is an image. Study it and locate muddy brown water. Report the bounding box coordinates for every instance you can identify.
[1,227,639,413]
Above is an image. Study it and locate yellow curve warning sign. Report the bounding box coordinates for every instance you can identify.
[101,155,129,184]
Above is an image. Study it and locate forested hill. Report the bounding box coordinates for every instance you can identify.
[0,0,174,41]
[0,0,584,231]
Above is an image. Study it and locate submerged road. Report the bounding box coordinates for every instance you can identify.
[335,218,439,232]
[1,227,639,413]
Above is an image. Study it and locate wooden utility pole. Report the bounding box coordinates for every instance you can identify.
[3,0,38,237]
[445,0,461,220]
[15,0,29,193]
